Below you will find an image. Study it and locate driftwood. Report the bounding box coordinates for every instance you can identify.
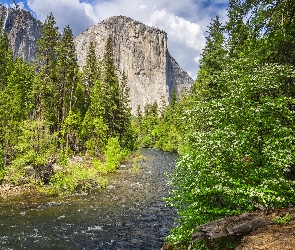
[191,213,275,244]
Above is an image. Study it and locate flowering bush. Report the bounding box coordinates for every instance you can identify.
[165,59,295,246]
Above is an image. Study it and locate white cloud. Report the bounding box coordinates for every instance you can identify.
[149,9,205,49]
[27,0,93,35]
[25,0,228,79]
[138,4,147,12]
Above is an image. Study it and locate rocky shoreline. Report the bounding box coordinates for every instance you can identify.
[0,184,41,200]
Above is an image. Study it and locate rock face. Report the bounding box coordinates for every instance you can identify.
[74,16,193,113]
[0,7,193,114]
[0,5,42,63]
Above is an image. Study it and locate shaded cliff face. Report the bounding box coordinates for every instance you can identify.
[0,5,42,63]
[74,16,193,113]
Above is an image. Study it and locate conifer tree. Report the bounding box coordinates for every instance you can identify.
[78,41,108,154]
[82,77,108,155]
[226,0,249,58]
[0,20,13,90]
[56,25,79,148]
[82,41,100,111]
[118,70,134,149]
[194,16,226,101]
[101,36,122,138]
[33,12,59,125]
[0,24,15,162]
[244,0,295,65]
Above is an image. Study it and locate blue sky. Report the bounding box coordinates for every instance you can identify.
[0,0,229,79]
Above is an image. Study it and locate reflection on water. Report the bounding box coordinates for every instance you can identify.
[0,149,178,249]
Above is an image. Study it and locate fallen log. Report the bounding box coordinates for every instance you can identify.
[191,213,275,244]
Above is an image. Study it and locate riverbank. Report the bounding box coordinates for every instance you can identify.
[0,148,178,249]
[0,183,39,200]
[0,150,145,199]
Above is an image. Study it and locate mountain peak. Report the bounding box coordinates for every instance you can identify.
[75,15,192,114]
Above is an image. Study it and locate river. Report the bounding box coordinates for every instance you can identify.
[0,148,178,250]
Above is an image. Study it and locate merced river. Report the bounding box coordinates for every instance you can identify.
[0,148,178,250]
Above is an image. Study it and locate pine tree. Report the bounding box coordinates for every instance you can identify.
[82,41,100,111]
[118,70,134,149]
[244,0,295,65]
[0,24,15,162]
[0,20,13,90]
[78,40,109,154]
[0,59,34,164]
[33,12,59,125]
[101,36,122,138]
[169,88,178,110]
[226,0,250,58]
[56,25,79,148]
[194,16,227,101]
[81,77,108,155]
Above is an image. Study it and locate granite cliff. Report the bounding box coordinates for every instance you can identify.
[74,16,193,113]
[0,5,42,63]
[0,6,193,113]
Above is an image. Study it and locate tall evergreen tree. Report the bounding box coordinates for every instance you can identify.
[0,20,13,90]
[194,16,227,101]
[56,25,79,148]
[0,24,15,163]
[33,12,59,125]
[118,70,134,149]
[101,36,122,138]
[226,0,250,58]
[244,0,295,65]
[82,77,108,155]
[0,59,34,160]
[82,41,100,111]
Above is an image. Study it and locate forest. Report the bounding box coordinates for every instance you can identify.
[0,13,135,194]
[0,0,295,249]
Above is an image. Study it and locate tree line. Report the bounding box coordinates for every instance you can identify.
[0,13,134,193]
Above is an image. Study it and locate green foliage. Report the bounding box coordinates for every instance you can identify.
[134,92,193,153]
[194,15,226,100]
[166,59,295,245]
[83,115,108,156]
[165,2,295,247]
[101,36,122,138]
[186,236,241,250]
[272,213,293,225]
[82,41,101,112]
[33,12,59,124]
[0,20,13,89]
[56,25,79,141]
[0,13,134,196]
[0,149,4,183]
[0,58,34,162]
[49,160,108,195]
[104,137,128,172]
[5,120,57,185]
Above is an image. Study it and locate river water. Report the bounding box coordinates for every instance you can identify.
[0,149,178,250]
